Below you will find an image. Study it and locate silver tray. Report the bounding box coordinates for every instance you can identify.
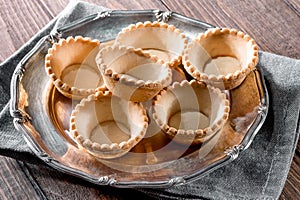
[10,10,269,188]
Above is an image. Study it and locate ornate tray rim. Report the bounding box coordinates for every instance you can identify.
[9,9,269,188]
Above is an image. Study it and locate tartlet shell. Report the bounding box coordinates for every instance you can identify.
[69,90,149,159]
[152,80,230,145]
[115,21,188,67]
[96,45,172,102]
[183,28,259,90]
[45,36,105,99]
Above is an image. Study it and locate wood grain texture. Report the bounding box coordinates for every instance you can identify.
[21,162,152,200]
[0,0,165,63]
[0,157,40,200]
[284,0,300,16]
[0,1,56,199]
[162,0,300,59]
[0,0,164,200]
[0,0,299,199]
[41,0,166,16]
[162,1,300,199]
[0,0,54,62]
[281,154,300,200]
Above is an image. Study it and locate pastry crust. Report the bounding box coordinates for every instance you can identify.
[96,45,172,102]
[45,36,105,99]
[115,21,188,67]
[152,80,230,145]
[183,28,259,90]
[70,90,148,159]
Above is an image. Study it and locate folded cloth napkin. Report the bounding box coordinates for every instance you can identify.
[0,1,299,199]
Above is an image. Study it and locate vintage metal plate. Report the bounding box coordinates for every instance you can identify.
[10,10,268,188]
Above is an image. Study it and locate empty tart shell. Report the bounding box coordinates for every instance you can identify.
[96,45,172,102]
[115,21,188,68]
[70,90,148,159]
[152,80,230,145]
[183,28,259,90]
[45,36,105,99]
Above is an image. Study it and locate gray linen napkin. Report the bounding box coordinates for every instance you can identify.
[0,1,299,199]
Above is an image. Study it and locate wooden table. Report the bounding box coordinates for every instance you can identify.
[0,0,299,199]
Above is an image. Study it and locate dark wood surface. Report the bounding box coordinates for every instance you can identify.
[0,0,299,199]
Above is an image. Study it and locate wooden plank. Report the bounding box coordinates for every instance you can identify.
[0,16,15,63]
[0,0,166,199]
[160,0,300,59]
[22,162,120,200]
[0,0,298,199]
[284,0,300,16]
[21,162,151,200]
[281,154,300,200]
[0,0,166,63]
[161,0,300,199]
[0,0,54,62]
[40,0,166,18]
[0,1,57,198]
[0,157,40,200]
